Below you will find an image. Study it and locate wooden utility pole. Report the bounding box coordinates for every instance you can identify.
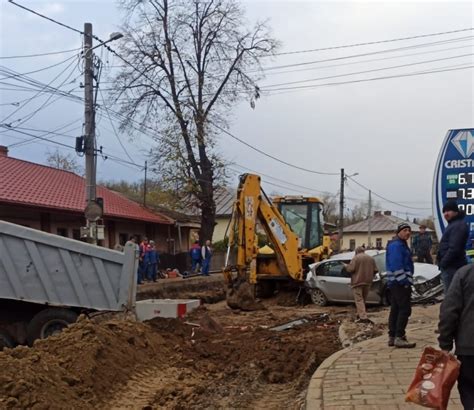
[338,168,345,251]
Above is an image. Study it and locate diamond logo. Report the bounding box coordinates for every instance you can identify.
[452,130,474,158]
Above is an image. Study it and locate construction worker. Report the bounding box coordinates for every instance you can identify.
[201,240,213,276]
[386,222,416,348]
[190,240,202,272]
[145,240,159,282]
[412,225,433,264]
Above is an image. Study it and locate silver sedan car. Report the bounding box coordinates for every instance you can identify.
[305,250,443,306]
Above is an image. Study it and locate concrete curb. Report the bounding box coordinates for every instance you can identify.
[304,323,435,410]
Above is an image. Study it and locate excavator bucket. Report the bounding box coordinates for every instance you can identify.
[225,276,265,311]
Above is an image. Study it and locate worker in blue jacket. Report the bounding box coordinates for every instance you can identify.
[145,241,159,282]
[386,222,416,349]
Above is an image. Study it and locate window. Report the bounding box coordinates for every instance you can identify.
[57,227,68,237]
[316,261,349,278]
[119,233,128,246]
[376,238,382,249]
[72,229,81,240]
[349,239,356,251]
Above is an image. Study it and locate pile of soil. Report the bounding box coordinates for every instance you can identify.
[0,300,342,409]
[0,316,168,409]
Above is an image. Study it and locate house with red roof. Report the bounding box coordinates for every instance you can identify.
[0,146,198,252]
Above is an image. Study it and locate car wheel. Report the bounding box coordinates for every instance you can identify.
[310,288,328,306]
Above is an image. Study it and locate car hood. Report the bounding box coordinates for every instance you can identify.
[412,263,440,281]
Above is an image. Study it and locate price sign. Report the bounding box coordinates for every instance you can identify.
[433,129,474,245]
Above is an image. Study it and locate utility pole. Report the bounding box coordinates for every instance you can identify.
[368,189,372,248]
[143,160,148,207]
[83,22,100,244]
[338,168,345,251]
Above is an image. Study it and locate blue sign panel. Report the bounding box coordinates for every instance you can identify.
[433,129,474,249]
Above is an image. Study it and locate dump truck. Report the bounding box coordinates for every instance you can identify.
[0,221,138,348]
[223,174,332,309]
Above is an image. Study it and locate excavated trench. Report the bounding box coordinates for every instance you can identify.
[0,279,347,409]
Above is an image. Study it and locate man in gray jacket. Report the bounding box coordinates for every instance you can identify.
[438,264,474,410]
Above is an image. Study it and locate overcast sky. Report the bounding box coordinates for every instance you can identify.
[1,0,473,221]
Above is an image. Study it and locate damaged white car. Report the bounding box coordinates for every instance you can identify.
[305,250,443,306]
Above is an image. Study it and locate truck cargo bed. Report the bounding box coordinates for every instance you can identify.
[0,221,137,312]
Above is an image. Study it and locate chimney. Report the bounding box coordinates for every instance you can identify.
[0,146,8,157]
[384,211,392,216]
[374,211,382,217]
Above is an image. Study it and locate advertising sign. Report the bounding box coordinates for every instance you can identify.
[433,129,474,250]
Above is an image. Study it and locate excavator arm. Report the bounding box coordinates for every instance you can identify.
[224,174,302,286]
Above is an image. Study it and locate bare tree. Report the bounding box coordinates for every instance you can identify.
[112,0,278,241]
[320,193,338,225]
[46,149,84,175]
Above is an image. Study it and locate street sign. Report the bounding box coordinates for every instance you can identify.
[433,129,474,246]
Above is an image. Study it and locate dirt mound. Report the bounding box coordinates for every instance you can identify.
[0,316,167,409]
[0,302,342,409]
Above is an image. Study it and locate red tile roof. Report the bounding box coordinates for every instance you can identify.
[0,155,173,225]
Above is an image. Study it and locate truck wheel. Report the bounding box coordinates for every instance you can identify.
[0,330,14,350]
[27,308,78,345]
[310,288,328,306]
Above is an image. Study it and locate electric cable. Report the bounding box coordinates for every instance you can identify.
[346,176,431,210]
[270,27,474,57]
[0,47,82,60]
[215,124,339,175]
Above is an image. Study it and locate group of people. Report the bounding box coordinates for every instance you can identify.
[126,236,160,284]
[345,199,472,408]
[189,240,213,276]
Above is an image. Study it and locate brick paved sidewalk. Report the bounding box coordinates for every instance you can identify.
[306,322,463,410]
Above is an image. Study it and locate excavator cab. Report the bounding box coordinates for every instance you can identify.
[273,196,324,250]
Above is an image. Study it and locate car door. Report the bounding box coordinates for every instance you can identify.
[366,253,387,304]
[315,260,352,302]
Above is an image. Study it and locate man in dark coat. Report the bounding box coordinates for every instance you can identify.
[438,264,474,410]
[413,225,433,263]
[437,200,469,292]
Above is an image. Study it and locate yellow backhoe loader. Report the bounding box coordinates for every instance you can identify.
[223,174,333,310]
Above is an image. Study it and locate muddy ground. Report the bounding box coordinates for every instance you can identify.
[0,279,387,409]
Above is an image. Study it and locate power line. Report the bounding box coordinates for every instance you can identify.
[230,163,338,197]
[7,120,83,148]
[215,124,339,176]
[346,176,431,210]
[0,54,78,81]
[2,124,75,150]
[271,27,474,57]
[259,35,474,72]
[7,0,84,35]
[260,63,474,93]
[98,88,137,164]
[0,47,82,60]
[261,52,474,89]
[0,58,81,127]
